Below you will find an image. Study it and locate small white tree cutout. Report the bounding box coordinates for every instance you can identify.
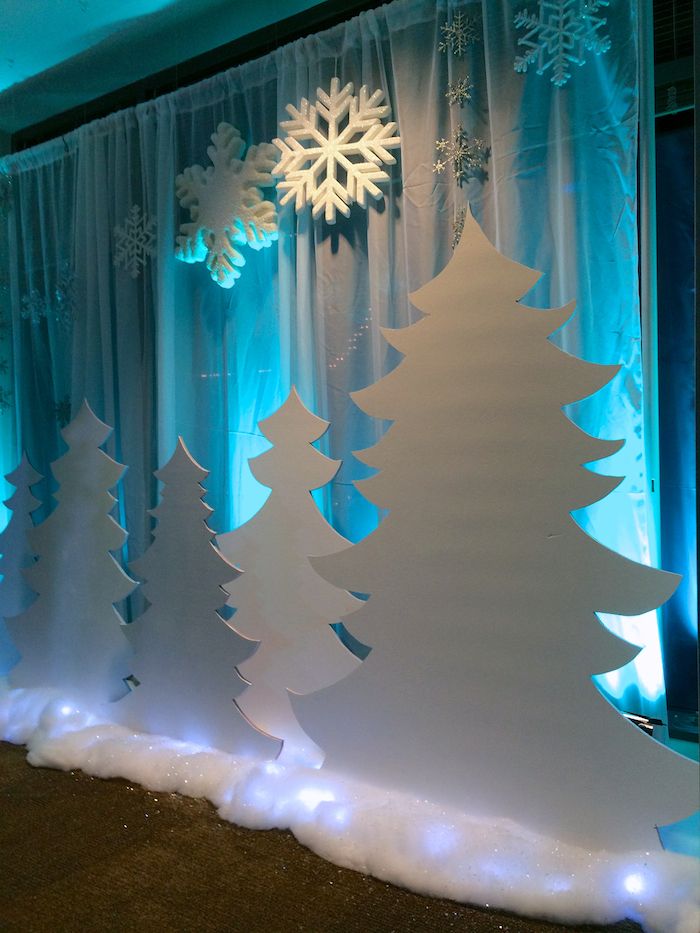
[295,208,698,851]
[0,454,42,676]
[118,438,277,759]
[218,389,362,767]
[8,402,135,704]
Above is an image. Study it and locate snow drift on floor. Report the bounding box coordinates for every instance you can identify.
[1,686,698,933]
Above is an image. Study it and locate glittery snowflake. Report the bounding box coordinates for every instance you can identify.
[452,206,467,249]
[445,77,474,107]
[114,204,156,279]
[514,0,611,87]
[273,78,401,225]
[175,123,278,289]
[20,262,76,330]
[434,125,489,185]
[438,12,481,57]
[0,386,12,414]
[54,395,72,427]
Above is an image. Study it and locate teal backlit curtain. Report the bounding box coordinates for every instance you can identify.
[0,1,666,715]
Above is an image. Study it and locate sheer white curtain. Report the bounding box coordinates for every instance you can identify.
[0,0,660,713]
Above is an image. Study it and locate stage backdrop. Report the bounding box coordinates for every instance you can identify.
[0,0,668,717]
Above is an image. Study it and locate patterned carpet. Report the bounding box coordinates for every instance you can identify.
[0,742,642,933]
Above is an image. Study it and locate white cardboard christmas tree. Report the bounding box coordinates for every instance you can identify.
[295,208,699,850]
[117,438,277,759]
[8,402,135,704]
[218,389,362,767]
[0,454,42,675]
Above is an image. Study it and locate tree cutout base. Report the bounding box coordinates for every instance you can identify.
[294,207,699,852]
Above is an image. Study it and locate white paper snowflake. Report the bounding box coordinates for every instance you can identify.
[434,125,489,185]
[438,12,481,57]
[114,204,156,279]
[175,123,278,289]
[273,77,401,225]
[445,77,474,107]
[514,0,611,87]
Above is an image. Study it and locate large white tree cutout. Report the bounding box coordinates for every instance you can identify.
[218,389,362,767]
[273,78,401,224]
[295,208,698,850]
[0,454,42,676]
[175,122,278,288]
[8,403,135,704]
[117,439,277,759]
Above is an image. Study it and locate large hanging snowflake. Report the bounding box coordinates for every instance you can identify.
[514,0,611,87]
[433,125,489,185]
[273,78,401,225]
[114,204,156,279]
[438,12,481,57]
[175,123,278,289]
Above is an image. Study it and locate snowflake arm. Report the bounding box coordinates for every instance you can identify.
[273,77,401,225]
[175,123,279,289]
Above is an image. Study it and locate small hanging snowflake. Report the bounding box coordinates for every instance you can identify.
[114,204,156,279]
[514,0,611,87]
[438,12,481,57]
[20,262,76,330]
[434,125,489,185]
[273,78,401,225]
[51,263,76,330]
[452,206,467,249]
[445,77,474,107]
[20,288,46,325]
[54,395,72,427]
[0,386,12,414]
[175,123,278,289]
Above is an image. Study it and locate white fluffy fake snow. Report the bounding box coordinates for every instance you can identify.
[1,686,698,933]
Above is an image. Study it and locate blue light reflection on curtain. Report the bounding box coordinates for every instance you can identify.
[0,1,667,714]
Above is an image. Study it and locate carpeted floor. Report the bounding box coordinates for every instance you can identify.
[0,741,643,933]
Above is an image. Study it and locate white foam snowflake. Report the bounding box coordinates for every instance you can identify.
[114,204,156,279]
[175,123,278,289]
[438,12,481,57]
[514,0,611,87]
[273,77,401,225]
[434,125,489,185]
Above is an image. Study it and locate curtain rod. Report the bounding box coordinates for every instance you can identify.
[11,0,383,154]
